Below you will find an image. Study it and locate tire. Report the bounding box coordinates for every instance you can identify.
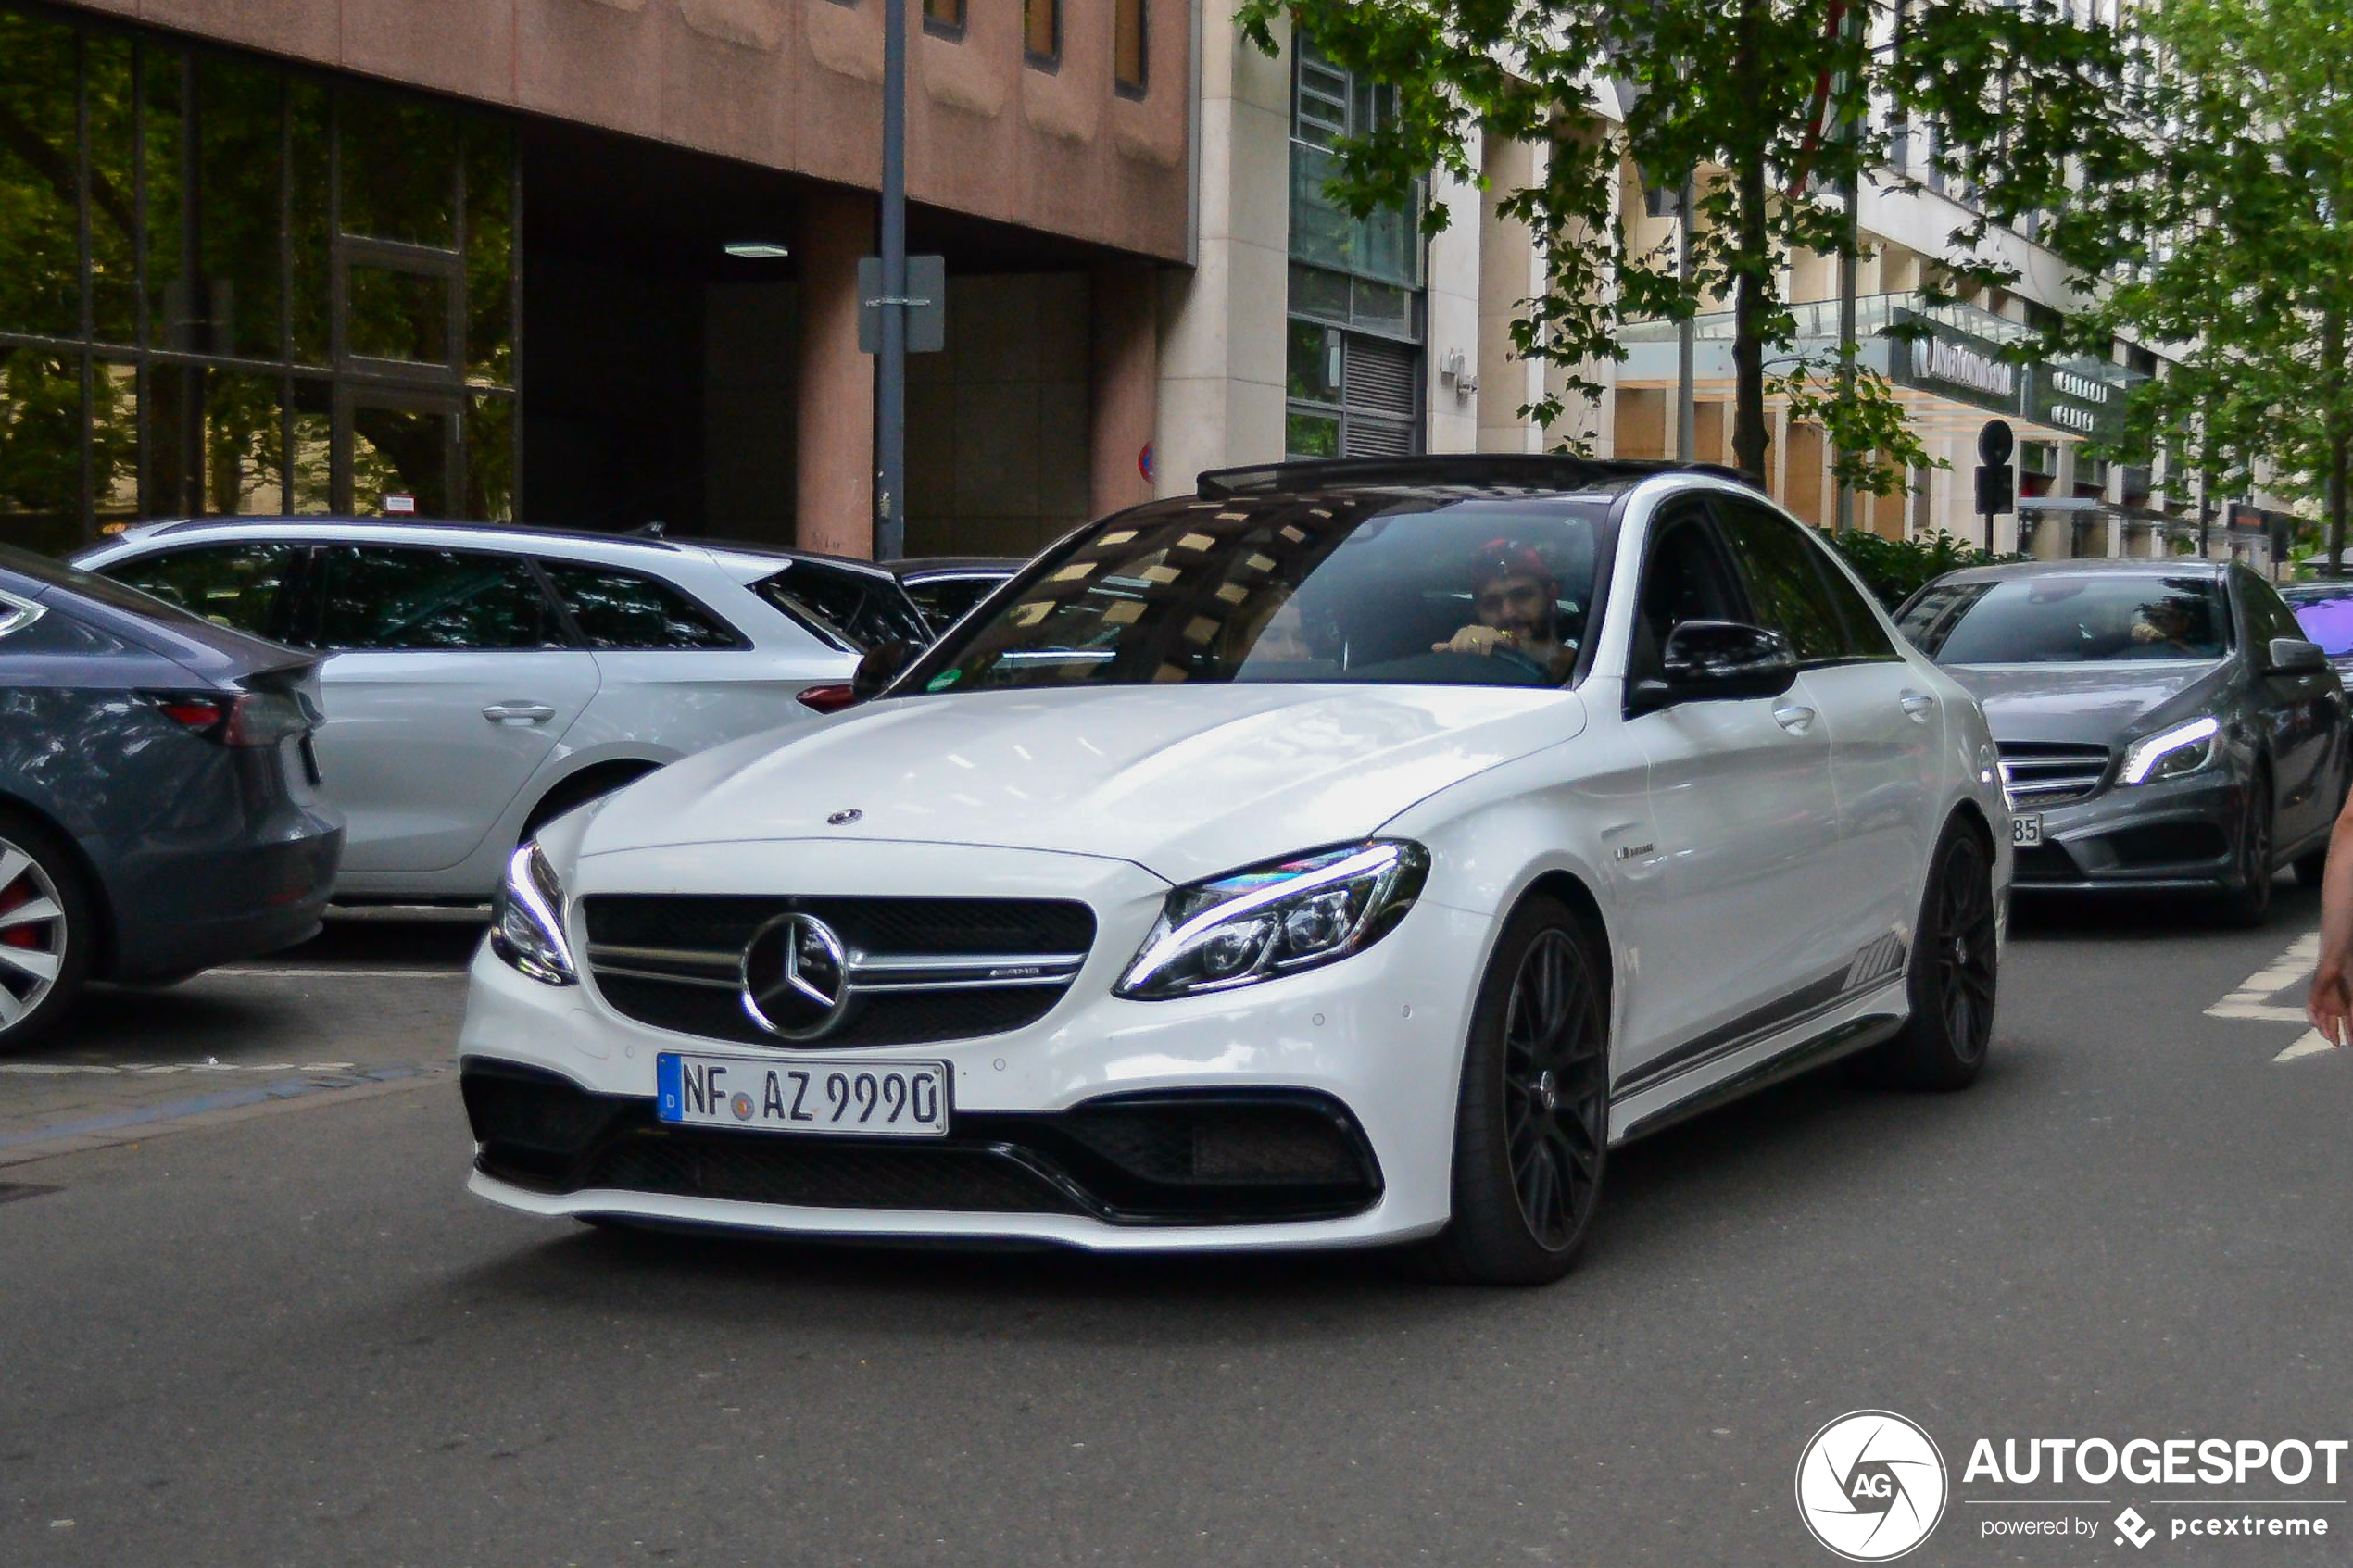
[1421,895,1610,1286]
[0,809,95,1056]
[1852,822,1998,1091]
[2220,770,2275,927]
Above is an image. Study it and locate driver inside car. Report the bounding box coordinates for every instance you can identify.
[1432,540,1577,683]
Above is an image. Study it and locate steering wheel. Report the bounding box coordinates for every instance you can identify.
[1486,638,1553,681]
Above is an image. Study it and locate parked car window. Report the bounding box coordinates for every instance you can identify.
[100,542,297,638]
[1899,574,2231,663]
[538,562,746,650]
[904,574,1002,630]
[22,543,213,631]
[2283,583,2353,657]
[755,565,931,651]
[316,546,567,651]
[915,497,1606,694]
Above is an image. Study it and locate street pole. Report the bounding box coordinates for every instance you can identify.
[1676,178,1695,463]
[875,0,908,561]
[1834,171,1857,534]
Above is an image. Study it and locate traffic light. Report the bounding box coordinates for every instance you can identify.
[1975,462,2015,517]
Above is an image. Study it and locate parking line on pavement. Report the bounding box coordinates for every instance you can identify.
[0,1065,447,1160]
[207,966,464,978]
[0,1061,359,1076]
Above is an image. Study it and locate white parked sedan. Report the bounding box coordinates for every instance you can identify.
[459,457,2009,1285]
[74,520,932,902]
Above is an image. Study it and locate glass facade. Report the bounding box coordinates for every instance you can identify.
[0,3,518,552]
[1285,42,1425,462]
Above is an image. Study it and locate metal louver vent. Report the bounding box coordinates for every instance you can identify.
[1342,419,1415,458]
[1344,335,1419,418]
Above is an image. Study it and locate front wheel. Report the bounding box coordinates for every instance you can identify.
[1853,822,1997,1090]
[2220,773,2275,927]
[1422,897,1610,1286]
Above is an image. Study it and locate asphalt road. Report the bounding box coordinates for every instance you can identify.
[4,892,2352,1566]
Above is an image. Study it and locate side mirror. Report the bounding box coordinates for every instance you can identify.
[850,640,914,701]
[2267,636,2329,676]
[1628,620,1800,716]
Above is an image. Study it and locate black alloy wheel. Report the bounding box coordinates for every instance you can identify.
[2221,771,2274,927]
[1853,822,1997,1090]
[1425,896,1609,1286]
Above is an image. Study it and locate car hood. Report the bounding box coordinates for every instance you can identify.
[1940,661,2230,746]
[580,683,1584,884]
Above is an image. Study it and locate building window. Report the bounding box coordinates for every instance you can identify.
[1285,43,1425,460]
[1114,0,1146,94]
[924,0,963,38]
[1024,0,1058,66]
[0,3,519,551]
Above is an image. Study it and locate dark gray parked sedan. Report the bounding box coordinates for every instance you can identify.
[0,545,343,1048]
[1896,559,2348,923]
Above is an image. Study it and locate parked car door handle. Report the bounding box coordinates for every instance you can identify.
[482,702,557,725]
[1899,691,1936,721]
[1773,703,1818,735]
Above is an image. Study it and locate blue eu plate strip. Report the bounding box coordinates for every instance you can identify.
[655,1053,683,1122]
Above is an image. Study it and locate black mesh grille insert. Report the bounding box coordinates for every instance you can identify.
[463,1063,1382,1225]
[2012,842,2080,883]
[581,895,1096,1048]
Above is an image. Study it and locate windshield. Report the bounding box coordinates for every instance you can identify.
[2284,586,2353,658]
[911,495,1607,694]
[1899,575,2231,664]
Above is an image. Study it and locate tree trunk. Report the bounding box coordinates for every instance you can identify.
[1730,1,1771,483]
[2328,308,2347,579]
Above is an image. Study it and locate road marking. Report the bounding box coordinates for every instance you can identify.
[206,966,463,979]
[2203,931,2345,1062]
[0,1060,359,1076]
[0,1065,446,1155]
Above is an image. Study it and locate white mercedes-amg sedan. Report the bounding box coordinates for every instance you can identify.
[459,456,2009,1285]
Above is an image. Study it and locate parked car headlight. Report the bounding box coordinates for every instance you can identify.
[1115,841,1428,1000]
[490,842,578,985]
[2120,715,2222,785]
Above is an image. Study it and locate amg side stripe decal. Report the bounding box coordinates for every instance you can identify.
[1612,934,1910,1101]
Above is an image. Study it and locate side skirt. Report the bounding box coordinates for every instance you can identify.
[1609,1010,1905,1146]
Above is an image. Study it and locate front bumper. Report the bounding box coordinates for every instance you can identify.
[456,840,1493,1251]
[2007,768,2245,892]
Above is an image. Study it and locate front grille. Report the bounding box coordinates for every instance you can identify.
[582,895,1095,1049]
[1998,741,2111,806]
[2103,820,2231,868]
[464,1061,1383,1225]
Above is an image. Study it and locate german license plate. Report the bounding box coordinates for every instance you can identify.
[2011,813,2043,847]
[656,1053,950,1138]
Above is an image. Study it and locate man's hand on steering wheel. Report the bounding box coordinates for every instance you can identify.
[1433,624,1549,676]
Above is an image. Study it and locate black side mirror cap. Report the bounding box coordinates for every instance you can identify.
[1628,620,1801,716]
[851,640,914,701]
[2267,636,2329,676]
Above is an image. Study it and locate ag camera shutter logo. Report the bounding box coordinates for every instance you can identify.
[1795,1410,1950,1561]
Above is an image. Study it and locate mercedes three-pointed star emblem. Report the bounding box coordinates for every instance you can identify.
[739,912,851,1040]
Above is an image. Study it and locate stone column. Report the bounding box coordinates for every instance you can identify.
[1156,2,1292,495]
[1090,259,1160,516]
[796,187,875,558]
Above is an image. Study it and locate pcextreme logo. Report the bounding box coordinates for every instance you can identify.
[1795,1410,1952,1562]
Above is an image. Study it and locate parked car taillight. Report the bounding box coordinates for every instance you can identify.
[150,689,314,746]
[795,684,860,714]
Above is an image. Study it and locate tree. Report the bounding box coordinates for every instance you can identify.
[2039,0,2353,575]
[1235,0,2128,498]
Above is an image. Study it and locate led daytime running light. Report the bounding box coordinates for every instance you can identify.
[491,842,578,985]
[2120,715,2221,785]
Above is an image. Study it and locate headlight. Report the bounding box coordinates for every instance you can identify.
[1115,840,1428,1000]
[490,842,578,985]
[2120,715,2221,785]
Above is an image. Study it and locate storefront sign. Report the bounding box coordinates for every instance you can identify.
[2025,363,2128,445]
[1890,309,2022,418]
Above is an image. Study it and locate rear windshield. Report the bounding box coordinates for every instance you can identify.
[0,542,211,629]
[1899,574,2232,664]
[2284,587,2353,658]
[754,564,931,651]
